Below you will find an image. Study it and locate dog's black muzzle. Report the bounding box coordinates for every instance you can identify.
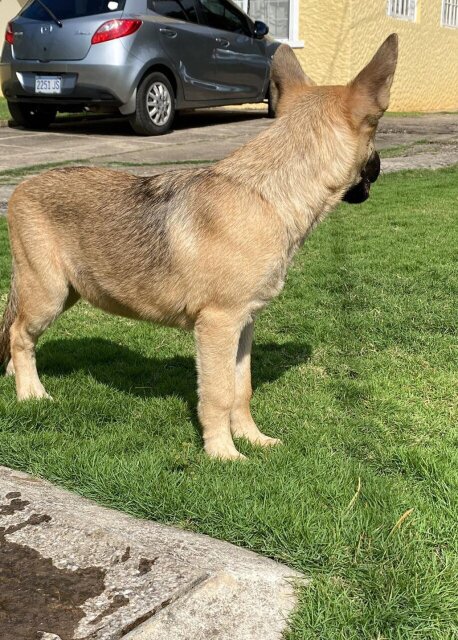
[343,150,381,204]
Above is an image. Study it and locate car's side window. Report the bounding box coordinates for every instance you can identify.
[148,0,199,23]
[197,0,251,34]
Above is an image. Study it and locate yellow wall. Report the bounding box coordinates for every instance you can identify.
[0,1,25,98]
[0,0,25,35]
[295,0,458,111]
[295,0,353,85]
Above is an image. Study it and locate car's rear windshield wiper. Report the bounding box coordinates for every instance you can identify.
[33,0,63,27]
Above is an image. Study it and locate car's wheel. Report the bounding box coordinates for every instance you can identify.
[129,72,175,136]
[7,102,56,129]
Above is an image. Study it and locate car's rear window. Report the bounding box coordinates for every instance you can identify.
[21,0,127,21]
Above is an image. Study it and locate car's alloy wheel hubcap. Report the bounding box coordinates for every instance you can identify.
[146,82,172,126]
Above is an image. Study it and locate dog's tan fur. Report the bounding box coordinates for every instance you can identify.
[0,36,398,459]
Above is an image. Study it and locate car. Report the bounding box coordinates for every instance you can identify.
[0,0,279,135]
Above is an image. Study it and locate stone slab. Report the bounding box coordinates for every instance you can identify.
[0,466,303,640]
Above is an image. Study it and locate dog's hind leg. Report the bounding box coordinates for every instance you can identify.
[5,284,78,383]
[230,320,281,447]
[195,308,246,460]
[10,269,78,401]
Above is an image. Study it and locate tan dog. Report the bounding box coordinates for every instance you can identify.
[0,35,398,460]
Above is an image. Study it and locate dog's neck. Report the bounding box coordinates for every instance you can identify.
[215,100,358,247]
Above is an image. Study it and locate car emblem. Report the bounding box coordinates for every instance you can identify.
[40,24,53,34]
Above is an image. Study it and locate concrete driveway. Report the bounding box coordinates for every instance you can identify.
[0,109,271,172]
[0,109,457,173]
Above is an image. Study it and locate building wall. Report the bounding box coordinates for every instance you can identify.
[295,0,353,86]
[349,0,458,111]
[0,1,25,97]
[294,0,458,111]
[0,0,25,36]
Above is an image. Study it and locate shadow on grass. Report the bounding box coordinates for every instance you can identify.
[38,337,312,404]
[36,338,311,440]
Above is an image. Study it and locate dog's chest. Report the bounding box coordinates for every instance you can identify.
[252,242,299,314]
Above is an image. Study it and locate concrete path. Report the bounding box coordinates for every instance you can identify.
[0,111,457,172]
[0,109,269,172]
[0,466,303,640]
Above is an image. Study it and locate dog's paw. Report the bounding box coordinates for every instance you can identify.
[204,439,247,461]
[17,384,53,402]
[254,434,282,448]
[232,426,282,448]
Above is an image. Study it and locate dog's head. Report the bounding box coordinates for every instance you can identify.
[271,35,398,205]
[342,34,398,203]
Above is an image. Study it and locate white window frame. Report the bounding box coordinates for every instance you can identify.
[387,0,417,21]
[441,0,458,27]
[236,0,303,47]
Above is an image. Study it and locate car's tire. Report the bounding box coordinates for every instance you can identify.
[7,102,57,129]
[129,72,175,136]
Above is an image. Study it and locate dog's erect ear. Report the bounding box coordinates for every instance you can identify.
[270,44,315,115]
[350,34,398,118]
[271,44,315,92]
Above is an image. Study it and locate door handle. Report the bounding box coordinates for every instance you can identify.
[215,37,230,47]
[159,28,177,38]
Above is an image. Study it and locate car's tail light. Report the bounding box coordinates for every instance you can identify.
[5,22,14,46]
[91,19,142,45]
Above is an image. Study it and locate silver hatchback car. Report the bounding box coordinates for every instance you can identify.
[1,0,279,135]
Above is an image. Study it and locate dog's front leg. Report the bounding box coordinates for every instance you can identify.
[195,309,246,460]
[230,320,281,448]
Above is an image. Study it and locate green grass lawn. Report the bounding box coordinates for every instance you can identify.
[385,110,458,117]
[0,166,457,639]
[0,97,10,120]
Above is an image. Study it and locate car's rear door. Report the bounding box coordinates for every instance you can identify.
[148,0,219,101]
[12,0,126,62]
[195,0,268,99]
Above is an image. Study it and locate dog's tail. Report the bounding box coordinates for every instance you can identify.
[0,265,18,369]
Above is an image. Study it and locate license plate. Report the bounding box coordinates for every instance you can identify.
[35,76,62,94]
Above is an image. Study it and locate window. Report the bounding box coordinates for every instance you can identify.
[234,0,302,46]
[149,0,199,23]
[387,0,416,21]
[22,0,127,21]
[442,0,458,27]
[249,0,288,38]
[198,0,250,34]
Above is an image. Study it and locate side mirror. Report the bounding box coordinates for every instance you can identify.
[253,20,269,39]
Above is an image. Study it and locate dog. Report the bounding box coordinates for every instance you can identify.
[0,35,398,460]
